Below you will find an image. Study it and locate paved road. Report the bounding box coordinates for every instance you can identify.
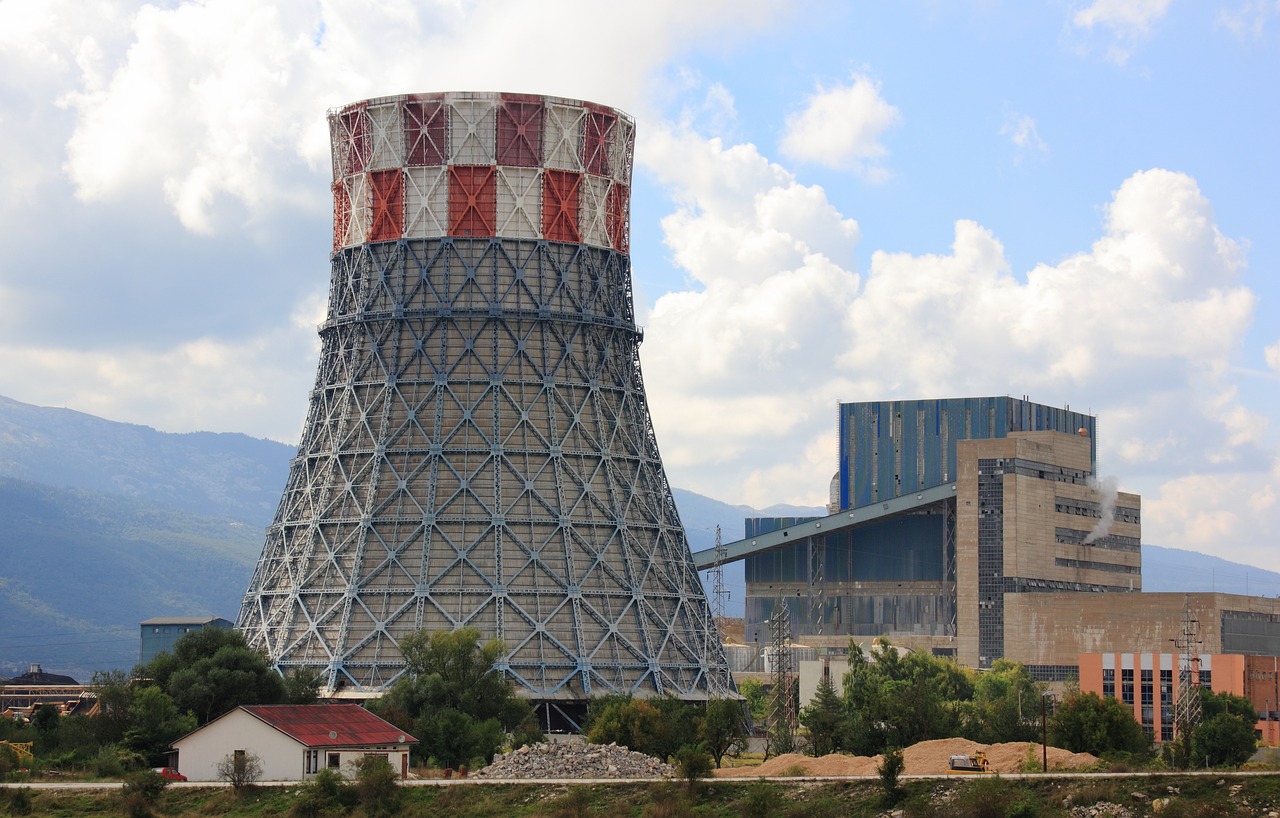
[2,769,1274,790]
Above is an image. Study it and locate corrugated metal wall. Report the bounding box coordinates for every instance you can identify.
[838,397,1097,510]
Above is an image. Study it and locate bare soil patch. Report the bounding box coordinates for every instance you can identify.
[713,738,1098,777]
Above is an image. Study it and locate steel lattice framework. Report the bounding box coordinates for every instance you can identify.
[238,93,734,714]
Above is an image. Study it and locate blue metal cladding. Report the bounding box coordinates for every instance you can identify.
[900,403,919,496]
[743,515,943,585]
[837,396,1097,511]
[838,407,850,515]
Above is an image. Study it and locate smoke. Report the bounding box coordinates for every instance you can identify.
[1083,475,1119,544]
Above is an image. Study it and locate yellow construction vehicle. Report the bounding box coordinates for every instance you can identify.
[947,751,992,774]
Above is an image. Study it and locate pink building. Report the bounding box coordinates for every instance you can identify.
[1079,652,1280,746]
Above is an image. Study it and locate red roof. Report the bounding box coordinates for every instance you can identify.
[239,704,416,749]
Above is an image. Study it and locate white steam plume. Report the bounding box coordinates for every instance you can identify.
[1084,475,1119,544]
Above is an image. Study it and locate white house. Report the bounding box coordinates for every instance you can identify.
[171,704,417,782]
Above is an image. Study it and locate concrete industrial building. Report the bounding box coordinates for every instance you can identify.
[140,616,234,665]
[703,396,1137,679]
[238,92,732,726]
[697,395,1280,687]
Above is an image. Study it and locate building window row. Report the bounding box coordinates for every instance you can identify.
[1026,664,1078,682]
[1053,497,1140,524]
[1055,557,1140,574]
[1007,458,1090,486]
[1054,527,1141,552]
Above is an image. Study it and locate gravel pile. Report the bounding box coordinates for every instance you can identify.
[1069,803,1132,818]
[476,741,674,780]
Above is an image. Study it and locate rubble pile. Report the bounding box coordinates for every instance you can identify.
[476,741,673,780]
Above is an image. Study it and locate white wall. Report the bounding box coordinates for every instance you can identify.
[798,658,850,710]
[172,709,306,781]
[171,709,415,782]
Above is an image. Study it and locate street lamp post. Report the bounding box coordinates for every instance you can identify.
[1041,694,1051,773]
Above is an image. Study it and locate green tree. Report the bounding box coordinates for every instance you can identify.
[123,686,197,765]
[0,744,21,778]
[673,744,713,795]
[697,698,748,767]
[92,670,137,745]
[1048,688,1149,757]
[1190,712,1257,768]
[140,629,285,725]
[371,627,539,769]
[30,704,62,755]
[841,639,974,755]
[586,696,669,759]
[651,697,700,762]
[283,667,323,704]
[1201,689,1258,725]
[965,659,1043,744]
[799,672,845,757]
[737,677,768,724]
[584,695,703,762]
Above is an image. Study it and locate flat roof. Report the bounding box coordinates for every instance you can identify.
[139,616,233,626]
[691,481,956,569]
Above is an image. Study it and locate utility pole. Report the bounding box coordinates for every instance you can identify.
[1041,694,1050,772]
[711,525,728,633]
[767,601,795,758]
[1171,596,1203,769]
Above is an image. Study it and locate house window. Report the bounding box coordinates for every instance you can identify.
[305,749,319,774]
[328,753,341,769]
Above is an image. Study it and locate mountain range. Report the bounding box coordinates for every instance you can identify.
[1,393,1275,681]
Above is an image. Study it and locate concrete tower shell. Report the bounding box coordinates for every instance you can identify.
[238,92,733,714]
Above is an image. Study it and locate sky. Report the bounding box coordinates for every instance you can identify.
[0,0,1277,570]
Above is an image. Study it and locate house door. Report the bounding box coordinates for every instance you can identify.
[401,753,408,779]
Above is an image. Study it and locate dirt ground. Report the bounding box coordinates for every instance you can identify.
[713,737,1098,777]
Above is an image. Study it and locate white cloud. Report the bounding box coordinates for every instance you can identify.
[1216,1,1280,39]
[642,121,1275,558]
[778,74,901,179]
[637,120,860,505]
[1267,339,1280,374]
[42,0,784,233]
[1070,0,1171,64]
[0,319,318,443]
[1073,0,1171,34]
[1144,458,1280,569]
[1000,113,1049,162]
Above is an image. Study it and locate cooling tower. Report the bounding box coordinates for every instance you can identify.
[238,92,733,722]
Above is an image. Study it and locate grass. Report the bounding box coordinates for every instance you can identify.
[2,773,1276,818]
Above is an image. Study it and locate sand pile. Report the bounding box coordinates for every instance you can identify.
[713,738,1097,778]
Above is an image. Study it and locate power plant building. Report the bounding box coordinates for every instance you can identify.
[701,396,1142,679]
[699,395,1280,691]
[239,92,733,725]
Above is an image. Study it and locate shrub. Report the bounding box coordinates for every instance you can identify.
[92,745,145,778]
[352,754,401,817]
[740,779,777,818]
[673,745,713,795]
[641,784,693,818]
[878,746,905,804]
[6,787,33,816]
[215,750,263,790]
[123,793,154,818]
[290,768,355,818]
[121,768,169,804]
[550,786,594,818]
